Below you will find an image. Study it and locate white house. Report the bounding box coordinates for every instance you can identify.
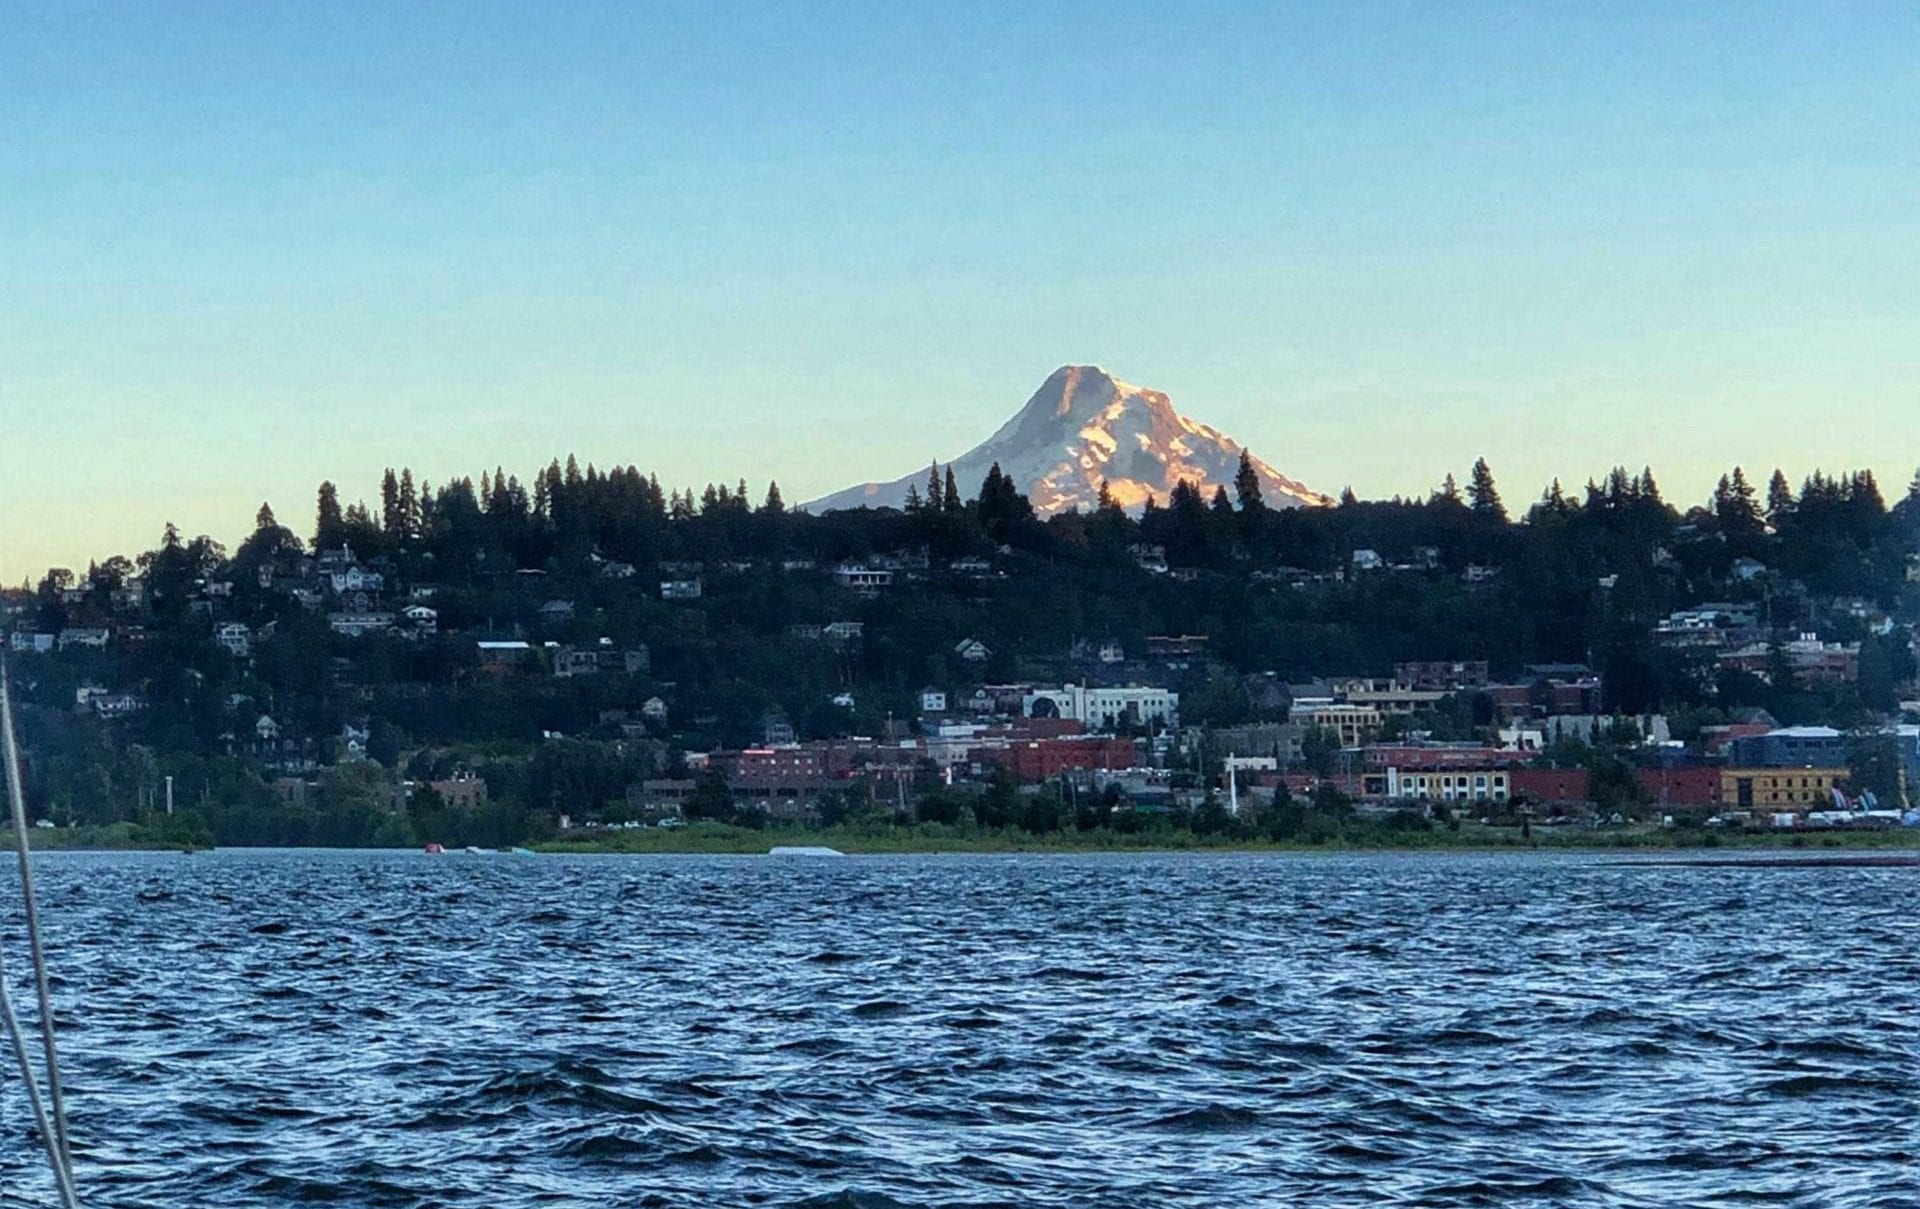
[403,605,439,635]
[835,565,894,591]
[328,612,396,637]
[215,622,253,658]
[953,638,992,663]
[920,687,948,714]
[329,566,385,595]
[661,580,703,601]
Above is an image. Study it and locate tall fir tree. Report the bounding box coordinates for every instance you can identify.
[315,481,344,548]
[397,468,420,541]
[1467,458,1505,521]
[1232,449,1263,511]
[380,468,402,533]
[1714,466,1762,537]
[1766,468,1795,524]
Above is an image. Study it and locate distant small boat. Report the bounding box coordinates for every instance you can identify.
[424,842,445,855]
[769,845,845,857]
[463,845,487,854]
[509,847,535,856]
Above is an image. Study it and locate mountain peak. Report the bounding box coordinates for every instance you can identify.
[807,367,1329,516]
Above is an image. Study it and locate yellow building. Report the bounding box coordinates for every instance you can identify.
[1720,767,1848,812]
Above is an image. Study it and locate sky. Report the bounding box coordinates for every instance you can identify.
[4,1,1918,581]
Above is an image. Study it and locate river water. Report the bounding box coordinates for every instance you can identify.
[0,850,1913,1208]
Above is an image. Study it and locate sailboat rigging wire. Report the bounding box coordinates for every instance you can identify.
[1,655,82,1207]
[0,955,79,1208]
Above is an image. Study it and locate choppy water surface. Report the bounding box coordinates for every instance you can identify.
[1,851,1915,1208]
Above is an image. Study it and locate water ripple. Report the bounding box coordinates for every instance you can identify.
[0,850,1914,1207]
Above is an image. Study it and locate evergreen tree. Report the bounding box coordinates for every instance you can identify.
[1233,449,1263,511]
[925,463,942,510]
[1636,466,1662,504]
[1766,468,1795,524]
[904,483,923,514]
[1714,466,1762,537]
[380,468,402,533]
[1436,473,1461,505]
[398,468,420,541]
[315,481,344,548]
[1849,469,1885,514]
[760,481,785,515]
[942,466,962,514]
[1467,458,1505,521]
[1210,484,1233,515]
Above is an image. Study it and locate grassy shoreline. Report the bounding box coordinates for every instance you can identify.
[9,820,1919,855]
[530,821,1920,856]
[0,822,208,851]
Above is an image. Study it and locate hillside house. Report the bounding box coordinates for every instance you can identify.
[476,640,533,672]
[215,622,253,658]
[835,565,894,591]
[328,612,395,638]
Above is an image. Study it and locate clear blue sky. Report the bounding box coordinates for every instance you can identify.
[4,1,1917,580]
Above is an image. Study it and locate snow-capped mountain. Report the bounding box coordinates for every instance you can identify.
[806,365,1330,516]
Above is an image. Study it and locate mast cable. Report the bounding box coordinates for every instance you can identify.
[1,655,83,1207]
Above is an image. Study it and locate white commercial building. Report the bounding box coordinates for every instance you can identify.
[1023,685,1179,730]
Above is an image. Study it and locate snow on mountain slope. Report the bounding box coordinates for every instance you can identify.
[806,365,1330,515]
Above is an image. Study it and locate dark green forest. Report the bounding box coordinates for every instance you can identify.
[8,452,1919,847]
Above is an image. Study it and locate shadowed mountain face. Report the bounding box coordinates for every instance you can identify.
[807,366,1330,515]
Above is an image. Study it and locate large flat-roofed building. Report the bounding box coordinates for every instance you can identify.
[1023,685,1178,730]
[1721,767,1849,812]
[1293,703,1383,748]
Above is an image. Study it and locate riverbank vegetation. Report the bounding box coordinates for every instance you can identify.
[543,819,1920,855]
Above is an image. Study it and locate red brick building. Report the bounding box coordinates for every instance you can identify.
[1636,766,1722,807]
[987,736,1135,782]
[1510,766,1590,805]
